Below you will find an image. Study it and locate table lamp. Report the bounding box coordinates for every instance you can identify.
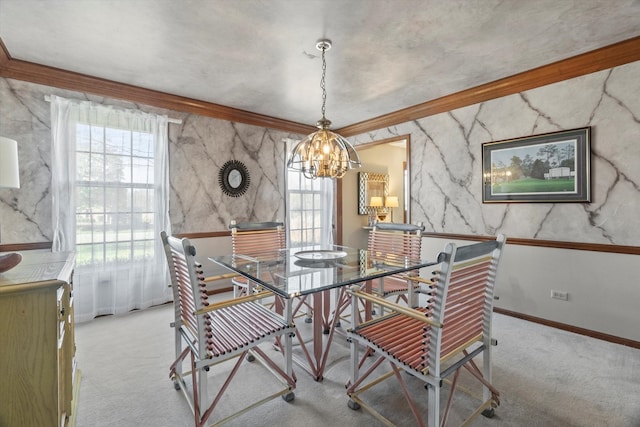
[385,196,399,222]
[370,196,385,221]
[0,136,22,273]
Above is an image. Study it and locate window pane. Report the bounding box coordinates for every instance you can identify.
[132,157,153,184]
[133,239,154,260]
[76,124,91,152]
[105,155,130,182]
[104,242,118,263]
[90,126,105,153]
[76,217,93,244]
[105,187,131,213]
[89,154,105,182]
[76,152,91,181]
[290,230,301,246]
[289,193,301,210]
[132,188,153,212]
[76,244,93,266]
[303,193,314,206]
[133,132,153,158]
[117,242,131,262]
[105,128,131,155]
[288,174,300,190]
[87,186,105,213]
[76,243,104,266]
[89,214,106,243]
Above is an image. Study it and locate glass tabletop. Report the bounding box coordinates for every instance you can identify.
[209,245,436,298]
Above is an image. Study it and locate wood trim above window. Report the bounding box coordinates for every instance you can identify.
[0,38,314,136]
[2,36,639,137]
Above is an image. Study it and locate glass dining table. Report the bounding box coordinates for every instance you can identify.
[210,245,436,381]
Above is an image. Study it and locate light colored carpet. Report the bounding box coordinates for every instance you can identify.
[74,294,640,426]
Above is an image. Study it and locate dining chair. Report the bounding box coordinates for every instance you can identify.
[368,222,427,305]
[330,222,427,331]
[229,221,286,297]
[346,235,506,426]
[229,220,313,322]
[161,231,296,427]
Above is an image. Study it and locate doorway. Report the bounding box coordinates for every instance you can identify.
[336,134,410,248]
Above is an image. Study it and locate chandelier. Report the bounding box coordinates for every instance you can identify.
[287,39,361,179]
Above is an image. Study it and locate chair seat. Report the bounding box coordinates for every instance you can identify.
[379,276,410,296]
[352,308,431,371]
[206,301,292,357]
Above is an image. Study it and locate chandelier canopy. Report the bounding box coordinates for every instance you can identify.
[287,39,361,179]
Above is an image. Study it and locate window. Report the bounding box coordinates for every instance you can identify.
[285,140,335,249]
[50,95,171,322]
[75,124,156,267]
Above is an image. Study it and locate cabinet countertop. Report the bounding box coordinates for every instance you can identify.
[0,251,75,291]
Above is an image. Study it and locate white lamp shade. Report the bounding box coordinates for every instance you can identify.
[385,196,399,208]
[0,137,20,188]
[370,196,383,207]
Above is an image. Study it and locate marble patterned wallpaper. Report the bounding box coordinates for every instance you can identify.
[351,61,640,246]
[0,78,299,244]
[1,60,638,247]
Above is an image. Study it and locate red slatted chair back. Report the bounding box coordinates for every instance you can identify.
[426,236,505,374]
[230,221,285,257]
[368,222,424,297]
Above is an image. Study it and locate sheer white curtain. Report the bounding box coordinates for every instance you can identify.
[50,95,172,322]
[318,178,335,246]
[284,138,335,248]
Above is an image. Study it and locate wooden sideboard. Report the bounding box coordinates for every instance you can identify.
[0,251,77,427]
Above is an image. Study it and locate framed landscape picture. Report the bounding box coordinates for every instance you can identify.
[482,127,591,203]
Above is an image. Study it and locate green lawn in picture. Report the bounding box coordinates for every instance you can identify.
[492,178,575,194]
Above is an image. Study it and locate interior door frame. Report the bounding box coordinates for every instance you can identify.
[336,134,411,246]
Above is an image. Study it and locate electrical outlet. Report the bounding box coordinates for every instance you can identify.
[551,290,569,301]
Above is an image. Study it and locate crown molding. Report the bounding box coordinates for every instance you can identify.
[336,36,640,136]
[1,36,639,137]
[0,38,315,135]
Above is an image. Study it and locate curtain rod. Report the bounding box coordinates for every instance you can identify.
[44,95,182,124]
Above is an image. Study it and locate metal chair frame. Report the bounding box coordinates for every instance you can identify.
[346,235,506,427]
[161,231,296,426]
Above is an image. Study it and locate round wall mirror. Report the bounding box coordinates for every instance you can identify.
[218,160,250,197]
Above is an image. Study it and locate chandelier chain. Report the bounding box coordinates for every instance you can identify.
[320,44,327,120]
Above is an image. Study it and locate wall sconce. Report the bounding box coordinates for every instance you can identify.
[385,196,399,223]
[0,136,22,273]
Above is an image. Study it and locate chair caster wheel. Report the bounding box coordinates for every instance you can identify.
[247,354,256,362]
[282,392,295,402]
[305,317,312,323]
[173,380,181,391]
[348,399,360,410]
[482,408,495,418]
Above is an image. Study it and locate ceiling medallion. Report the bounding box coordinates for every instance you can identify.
[287,39,361,179]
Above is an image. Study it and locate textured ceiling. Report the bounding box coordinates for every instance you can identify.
[1,0,639,129]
